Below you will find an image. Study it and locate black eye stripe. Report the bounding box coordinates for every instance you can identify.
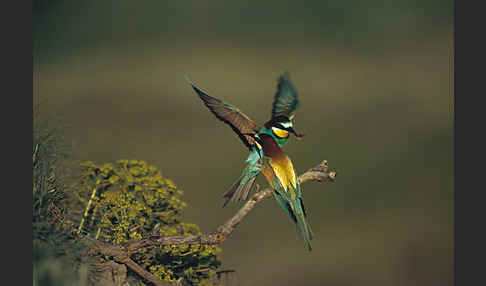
[274,124,291,130]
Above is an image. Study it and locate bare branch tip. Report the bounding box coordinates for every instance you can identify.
[329,171,337,181]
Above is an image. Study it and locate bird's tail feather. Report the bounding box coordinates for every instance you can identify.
[273,191,313,251]
[294,208,313,251]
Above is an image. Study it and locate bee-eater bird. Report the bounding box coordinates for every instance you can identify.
[185,73,304,207]
[247,131,313,251]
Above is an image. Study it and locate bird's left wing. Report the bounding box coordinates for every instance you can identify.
[185,75,261,150]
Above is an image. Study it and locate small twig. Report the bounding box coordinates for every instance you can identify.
[124,258,174,286]
[95,227,101,240]
[33,144,39,164]
[77,187,98,234]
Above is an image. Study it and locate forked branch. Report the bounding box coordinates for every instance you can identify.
[124,160,336,251]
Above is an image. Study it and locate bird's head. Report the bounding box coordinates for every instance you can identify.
[260,116,304,147]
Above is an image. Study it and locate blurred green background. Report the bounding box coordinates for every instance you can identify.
[33,1,453,285]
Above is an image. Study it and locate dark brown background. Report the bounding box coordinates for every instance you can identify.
[34,1,453,285]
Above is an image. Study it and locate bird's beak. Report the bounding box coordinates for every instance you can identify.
[288,127,305,140]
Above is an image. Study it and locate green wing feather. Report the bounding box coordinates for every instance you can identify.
[271,72,301,120]
[222,171,258,207]
[185,75,261,150]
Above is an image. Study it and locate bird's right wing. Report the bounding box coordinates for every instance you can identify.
[271,72,301,120]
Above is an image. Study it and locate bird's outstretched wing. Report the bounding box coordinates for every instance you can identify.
[185,75,261,150]
[271,72,301,120]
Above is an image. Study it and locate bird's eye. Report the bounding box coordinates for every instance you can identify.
[272,127,289,138]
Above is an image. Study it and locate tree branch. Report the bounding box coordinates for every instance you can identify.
[124,258,174,286]
[84,159,337,285]
[126,160,336,250]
